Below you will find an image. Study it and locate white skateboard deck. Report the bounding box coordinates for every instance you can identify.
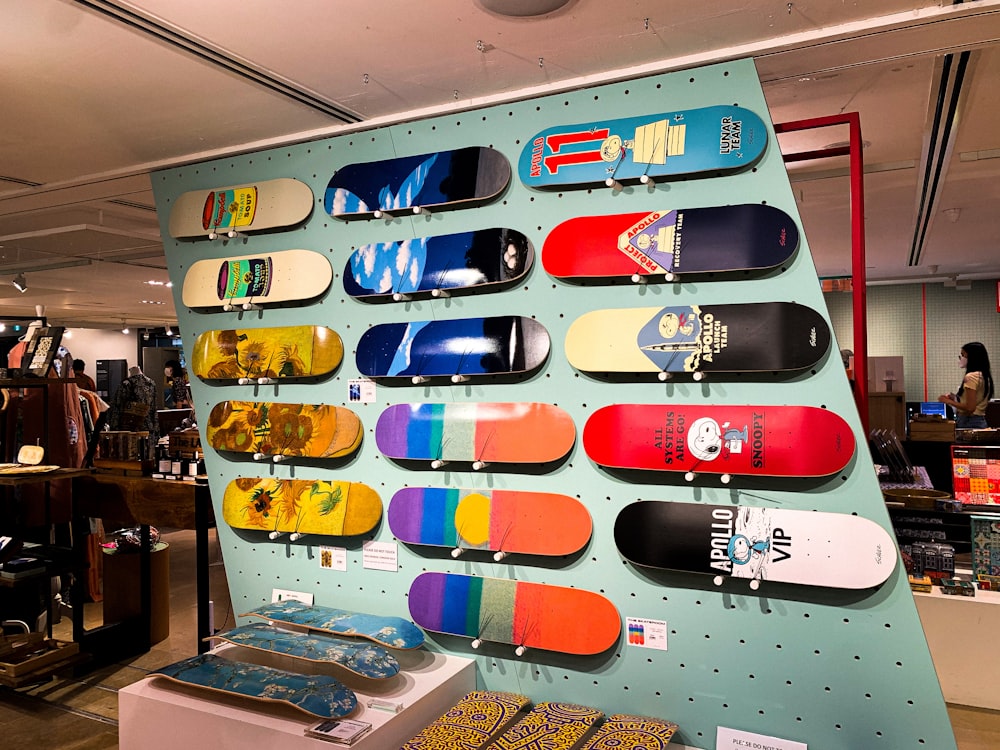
[168,178,313,239]
[181,250,332,310]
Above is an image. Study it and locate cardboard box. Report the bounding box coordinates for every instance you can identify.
[0,633,79,683]
[909,418,956,442]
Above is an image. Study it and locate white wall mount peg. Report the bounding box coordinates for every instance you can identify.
[749,579,761,590]
[684,471,696,482]
[713,575,724,586]
[272,455,286,463]
[431,288,450,298]
[693,371,705,382]
[605,177,623,191]
[268,531,284,540]
[631,273,647,284]
[720,473,731,485]
[451,374,470,383]
[257,377,275,385]
[411,375,429,384]
[252,452,268,462]
[289,532,306,542]
[493,550,508,562]
[472,460,489,471]
[392,292,411,302]
[514,645,527,657]
[640,174,656,186]
[238,377,253,385]
[451,546,465,559]
[241,302,260,311]
[413,206,430,215]
[430,459,449,469]
[471,637,483,649]
[664,271,677,282]
[657,371,673,382]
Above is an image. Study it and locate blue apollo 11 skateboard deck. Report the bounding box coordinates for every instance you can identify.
[519,106,767,189]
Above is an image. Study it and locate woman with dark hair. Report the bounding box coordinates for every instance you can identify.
[938,341,994,429]
[164,359,193,410]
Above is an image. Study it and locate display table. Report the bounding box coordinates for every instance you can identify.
[914,581,1000,709]
[119,646,475,750]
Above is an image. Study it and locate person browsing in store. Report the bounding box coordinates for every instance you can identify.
[938,341,994,429]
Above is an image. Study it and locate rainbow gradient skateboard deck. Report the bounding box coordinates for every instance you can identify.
[209,623,400,679]
[222,477,382,539]
[375,402,575,468]
[168,177,313,239]
[325,146,510,220]
[356,316,550,382]
[407,572,621,655]
[579,713,679,749]
[191,325,343,384]
[345,228,533,300]
[584,404,855,481]
[614,502,896,590]
[520,106,767,189]
[241,600,424,650]
[150,653,357,719]
[388,487,592,560]
[565,302,830,377]
[181,249,332,311]
[207,401,363,461]
[492,702,604,749]
[542,204,797,280]
[401,690,530,750]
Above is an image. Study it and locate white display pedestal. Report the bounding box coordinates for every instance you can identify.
[119,645,476,749]
[914,581,1000,710]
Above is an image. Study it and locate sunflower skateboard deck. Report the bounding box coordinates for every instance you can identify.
[614,501,897,590]
[181,249,332,311]
[388,487,592,560]
[584,404,855,481]
[208,623,400,679]
[519,106,767,189]
[565,302,830,378]
[241,600,424,650]
[325,146,511,219]
[375,402,575,469]
[207,401,363,461]
[401,690,530,750]
[492,702,604,750]
[191,325,343,384]
[542,204,797,280]
[579,714,679,749]
[407,572,621,656]
[345,228,533,300]
[168,177,314,239]
[150,653,357,719]
[356,316,550,382]
[222,477,382,539]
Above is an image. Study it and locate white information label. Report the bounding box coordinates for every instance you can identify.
[625,616,668,650]
[319,546,347,571]
[348,378,376,404]
[362,540,398,572]
[716,727,807,750]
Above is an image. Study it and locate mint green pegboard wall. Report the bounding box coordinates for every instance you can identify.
[152,58,957,749]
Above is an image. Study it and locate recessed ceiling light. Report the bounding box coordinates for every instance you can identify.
[476,0,572,17]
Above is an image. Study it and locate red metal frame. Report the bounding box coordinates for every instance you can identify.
[774,113,868,433]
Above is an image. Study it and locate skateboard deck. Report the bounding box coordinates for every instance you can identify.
[181,249,332,310]
[542,204,797,280]
[584,404,855,480]
[222,477,382,538]
[325,146,511,219]
[168,177,313,239]
[491,702,604,750]
[614,501,897,589]
[242,600,424,650]
[356,316,550,381]
[388,487,592,559]
[191,325,343,384]
[207,401,363,460]
[578,713,679,749]
[401,690,530,750]
[344,228,533,300]
[375,402,575,467]
[519,106,767,189]
[565,302,830,376]
[150,653,357,719]
[407,572,621,655]
[208,623,400,679]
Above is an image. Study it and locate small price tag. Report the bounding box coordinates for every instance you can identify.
[625,616,668,650]
[348,379,376,403]
[319,546,347,571]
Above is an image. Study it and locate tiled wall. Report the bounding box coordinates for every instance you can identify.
[824,279,1000,402]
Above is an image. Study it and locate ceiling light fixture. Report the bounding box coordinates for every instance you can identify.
[121,320,130,335]
[477,0,572,17]
[11,273,27,293]
[164,325,173,336]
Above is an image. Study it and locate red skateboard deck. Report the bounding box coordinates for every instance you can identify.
[584,404,855,481]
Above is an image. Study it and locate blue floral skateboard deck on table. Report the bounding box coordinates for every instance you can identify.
[519,106,767,189]
[209,623,399,679]
[344,228,533,300]
[241,600,425,650]
[149,653,357,719]
[356,316,550,382]
[325,146,510,220]
[401,690,530,750]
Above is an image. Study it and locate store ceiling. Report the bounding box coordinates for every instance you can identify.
[1,0,999,328]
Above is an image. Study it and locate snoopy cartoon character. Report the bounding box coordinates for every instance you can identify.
[687,417,749,462]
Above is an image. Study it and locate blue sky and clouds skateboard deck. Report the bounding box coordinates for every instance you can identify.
[344,228,533,299]
[325,146,510,219]
[356,316,550,381]
[614,501,897,589]
[241,599,424,649]
[542,204,797,279]
[519,106,767,188]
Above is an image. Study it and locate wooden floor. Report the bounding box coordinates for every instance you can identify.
[1,528,996,748]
